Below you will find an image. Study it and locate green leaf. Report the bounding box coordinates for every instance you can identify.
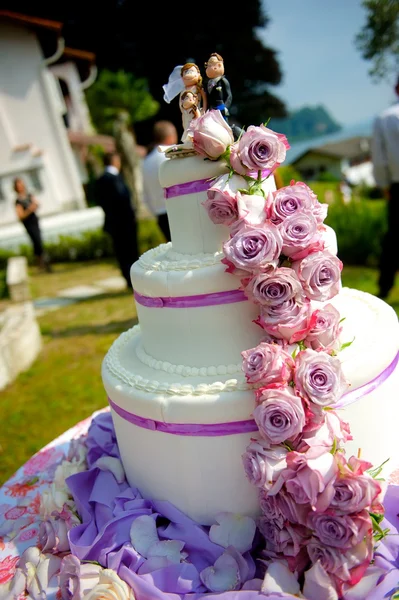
[330,437,337,455]
[340,338,355,351]
[367,458,390,480]
[264,117,271,127]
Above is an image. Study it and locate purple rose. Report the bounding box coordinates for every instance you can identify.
[242,342,294,385]
[278,213,324,260]
[231,125,289,174]
[255,297,315,344]
[292,251,343,302]
[223,223,282,275]
[331,475,382,514]
[253,387,306,447]
[308,509,372,549]
[38,516,70,554]
[203,187,238,226]
[242,439,288,489]
[259,518,307,557]
[59,554,102,600]
[294,349,348,407]
[304,304,342,351]
[189,109,234,160]
[244,267,303,307]
[270,182,327,225]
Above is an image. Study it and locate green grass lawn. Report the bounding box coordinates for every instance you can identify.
[0,260,398,485]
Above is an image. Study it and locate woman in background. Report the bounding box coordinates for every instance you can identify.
[14,178,51,272]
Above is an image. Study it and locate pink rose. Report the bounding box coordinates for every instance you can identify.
[230,125,289,175]
[244,267,303,307]
[260,488,310,526]
[242,439,288,489]
[299,409,352,452]
[269,182,327,226]
[278,213,325,261]
[294,349,348,407]
[292,251,343,302]
[253,386,306,448]
[308,509,372,549]
[203,187,238,226]
[242,342,294,385]
[255,297,316,344]
[236,192,270,227]
[59,554,102,599]
[259,518,308,557]
[189,109,234,159]
[269,447,338,512]
[304,304,342,351]
[223,223,282,276]
[307,535,373,583]
[330,454,382,514]
[38,515,70,554]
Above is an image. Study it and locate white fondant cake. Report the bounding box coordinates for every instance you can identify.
[102,154,399,526]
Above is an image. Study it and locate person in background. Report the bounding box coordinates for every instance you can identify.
[14,177,51,272]
[371,75,399,300]
[142,121,178,242]
[95,152,139,289]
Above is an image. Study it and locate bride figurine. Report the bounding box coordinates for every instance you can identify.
[180,90,201,142]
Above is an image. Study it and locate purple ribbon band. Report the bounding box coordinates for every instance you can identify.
[164,170,272,199]
[164,177,214,199]
[109,350,398,436]
[334,350,399,409]
[108,398,259,436]
[134,289,248,308]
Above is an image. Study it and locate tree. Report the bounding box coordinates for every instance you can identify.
[6,0,287,142]
[85,69,159,135]
[355,0,399,81]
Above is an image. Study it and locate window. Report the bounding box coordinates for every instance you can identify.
[27,169,43,193]
[0,178,5,201]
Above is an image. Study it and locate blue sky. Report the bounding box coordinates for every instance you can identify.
[260,0,397,126]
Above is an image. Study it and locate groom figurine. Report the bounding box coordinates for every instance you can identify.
[204,53,232,120]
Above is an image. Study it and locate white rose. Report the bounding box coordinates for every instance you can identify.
[54,458,86,490]
[83,569,135,600]
[39,482,69,518]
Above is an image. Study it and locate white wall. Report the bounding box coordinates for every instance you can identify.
[0,22,86,226]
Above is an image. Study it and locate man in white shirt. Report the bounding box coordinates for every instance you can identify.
[371,76,399,300]
[142,121,178,242]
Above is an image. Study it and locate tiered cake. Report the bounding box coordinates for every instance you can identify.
[102,145,399,527]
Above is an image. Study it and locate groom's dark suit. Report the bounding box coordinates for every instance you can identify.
[206,76,233,118]
[95,169,139,288]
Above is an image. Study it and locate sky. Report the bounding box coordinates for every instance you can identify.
[260,0,397,126]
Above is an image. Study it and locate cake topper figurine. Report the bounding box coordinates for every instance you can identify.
[180,90,201,142]
[204,53,232,122]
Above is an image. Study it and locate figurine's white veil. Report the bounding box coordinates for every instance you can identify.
[162,65,185,103]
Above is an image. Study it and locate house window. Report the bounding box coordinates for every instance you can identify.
[0,179,5,201]
[27,169,43,193]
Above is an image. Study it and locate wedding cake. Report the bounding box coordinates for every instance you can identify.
[102,112,399,530]
[4,111,399,600]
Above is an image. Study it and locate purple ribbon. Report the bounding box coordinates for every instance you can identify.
[164,169,273,199]
[134,289,247,308]
[108,398,259,436]
[164,177,214,199]
[335,350,399,408]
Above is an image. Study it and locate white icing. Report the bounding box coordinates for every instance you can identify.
[136,341,242,377]
[104,325,252,395]
[137,243,224,272]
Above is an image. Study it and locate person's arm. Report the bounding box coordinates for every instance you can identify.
[371,116,390,191]
[200,87,207,113]
[15,196,38,221]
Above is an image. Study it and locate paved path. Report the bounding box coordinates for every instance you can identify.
[33,276,127,317]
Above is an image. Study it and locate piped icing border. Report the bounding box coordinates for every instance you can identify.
[137,243,224,272]
[104,325,253,395]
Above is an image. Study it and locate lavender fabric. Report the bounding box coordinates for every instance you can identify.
[134,289,248,309]
[66,412,399,600]
[108,398,259,436]
[164,170,272,200]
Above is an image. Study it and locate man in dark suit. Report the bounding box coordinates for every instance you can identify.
[205,53,233,120]
[95,152,139,289]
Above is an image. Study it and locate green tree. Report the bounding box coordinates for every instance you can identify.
[355,0,399,81]
[85,69,160,135]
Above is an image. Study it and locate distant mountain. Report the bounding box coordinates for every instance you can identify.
[269,105,342,144]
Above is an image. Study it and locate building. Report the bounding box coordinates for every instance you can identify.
[285,120,375,186]
[0,10,106,229]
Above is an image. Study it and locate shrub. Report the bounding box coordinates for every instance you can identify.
[325,198,386,266]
